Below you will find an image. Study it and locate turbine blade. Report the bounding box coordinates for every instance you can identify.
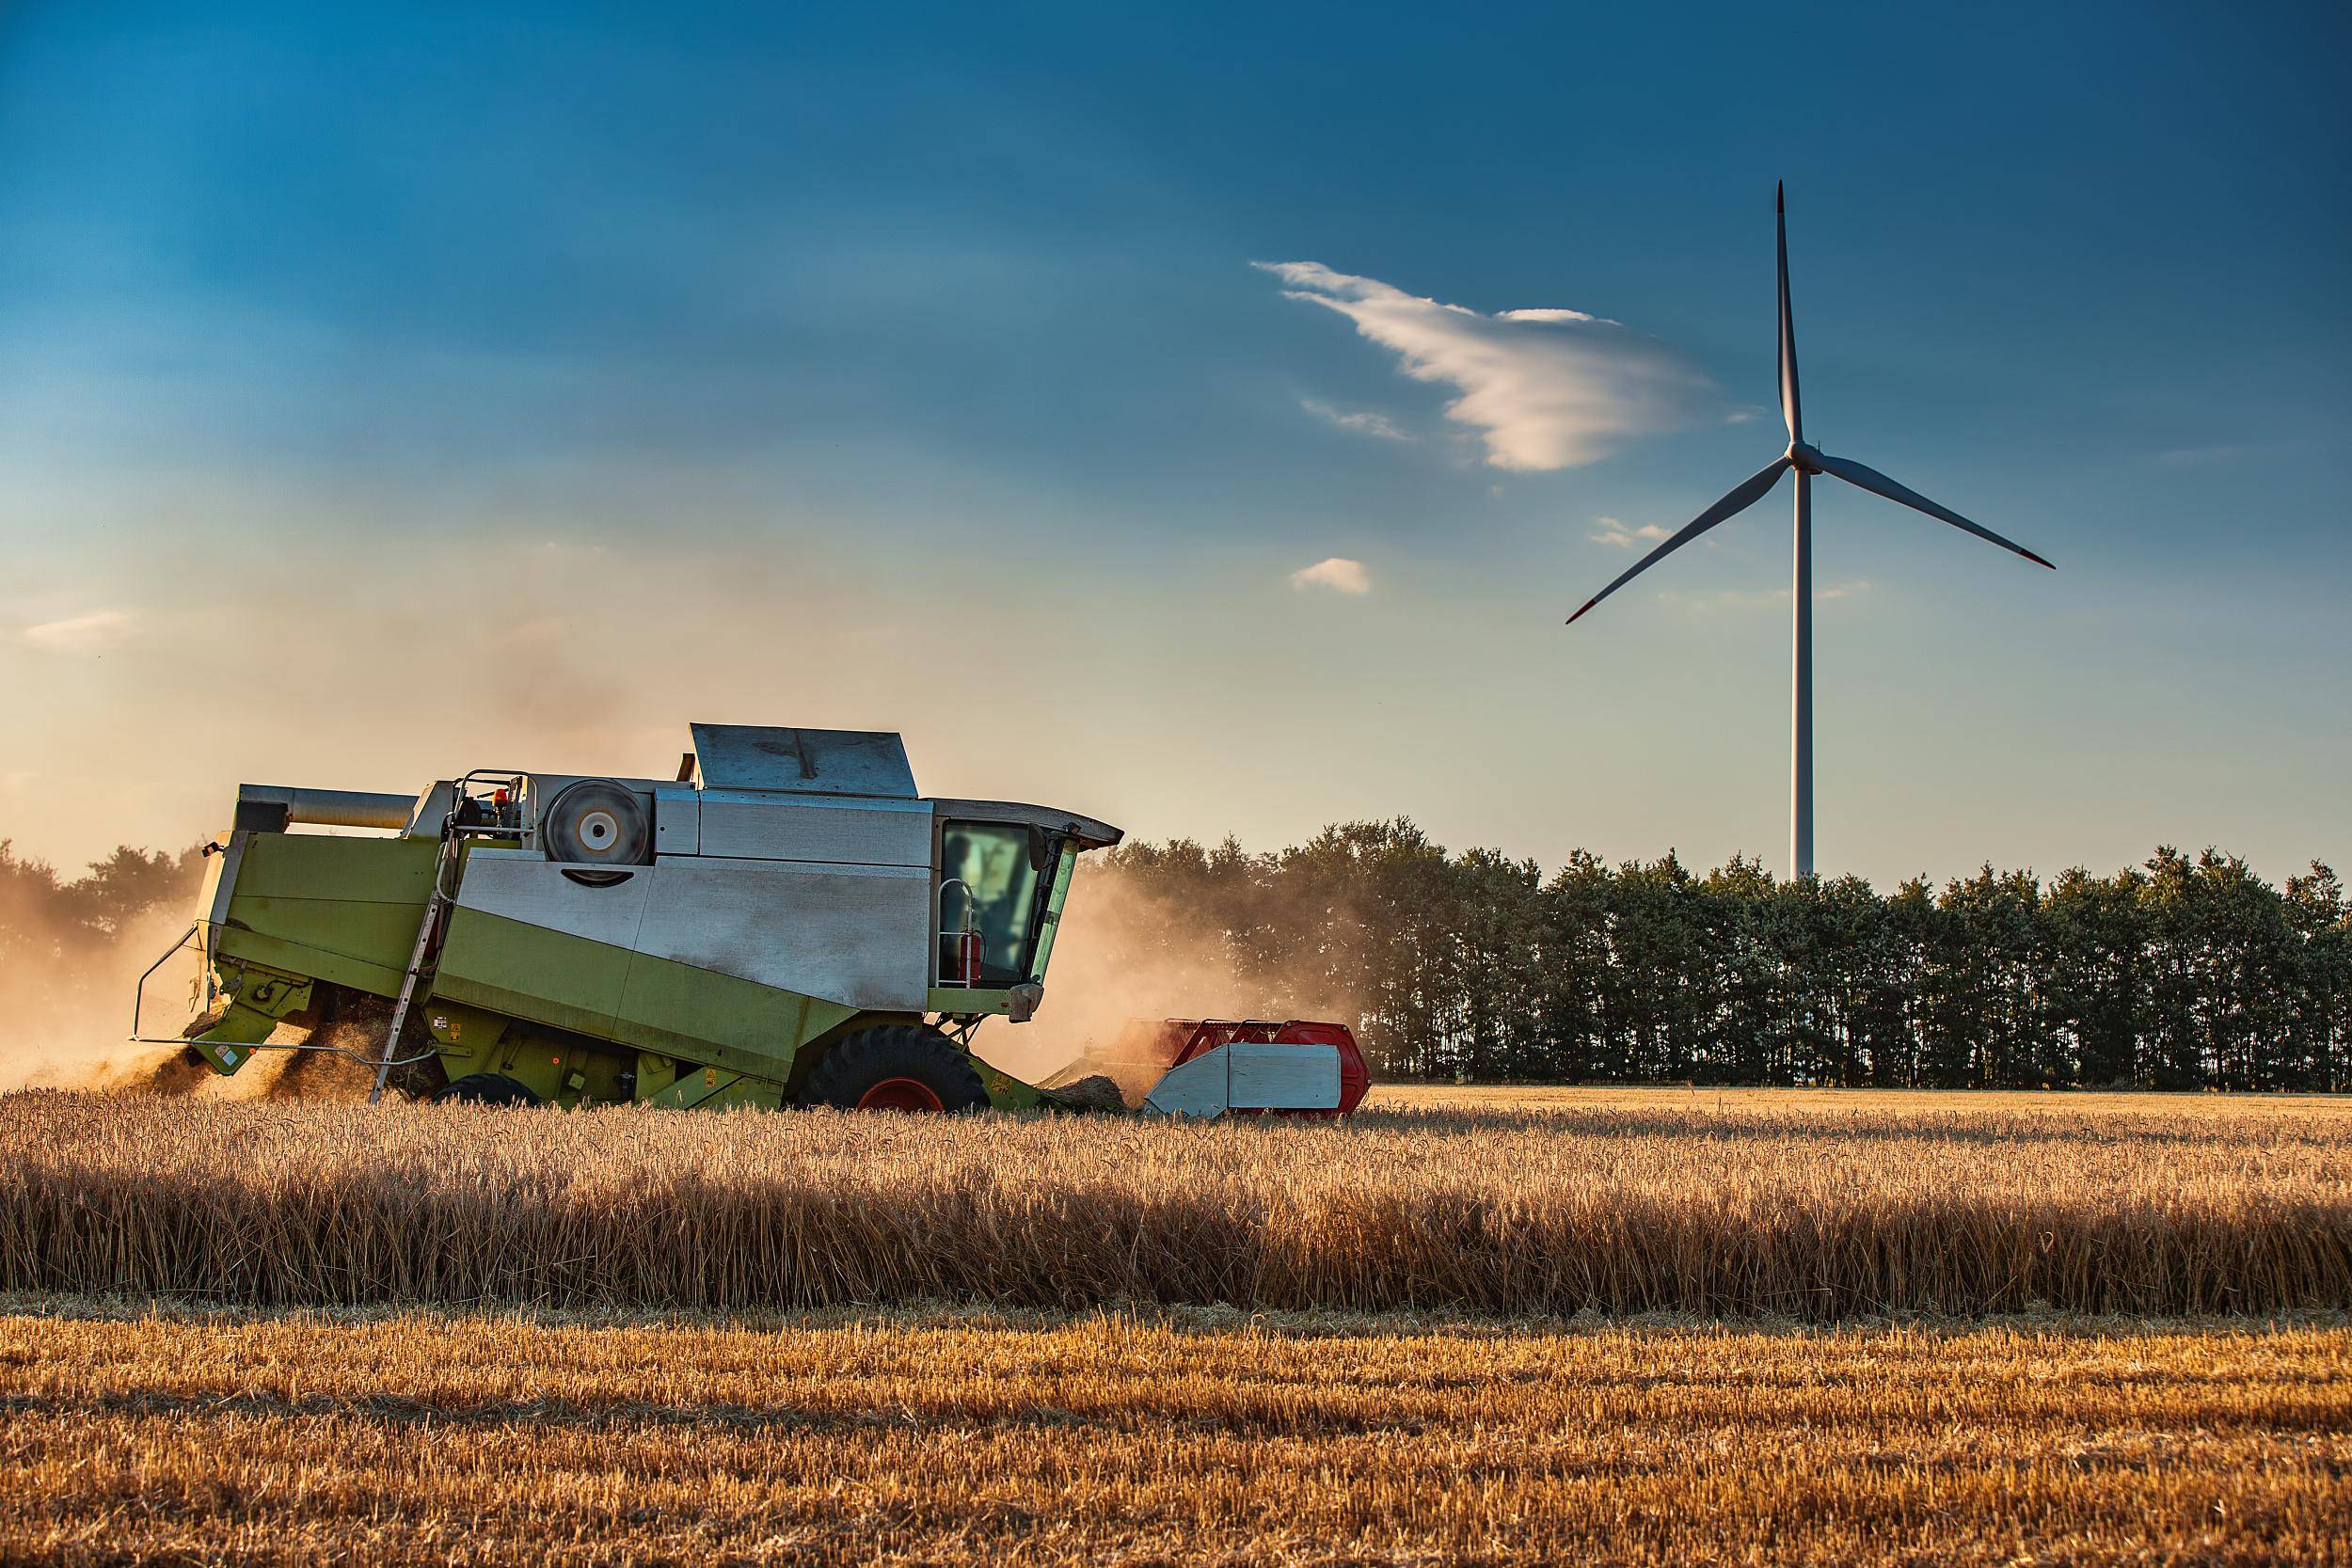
[1777,181,1802,442]
[1813,451,2055,569]
[1567,458,1792,624]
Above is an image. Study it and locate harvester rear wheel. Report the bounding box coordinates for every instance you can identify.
[797,1025,989,1114]
[432,1073,541,1107]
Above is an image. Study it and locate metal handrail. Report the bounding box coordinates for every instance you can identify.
[936,878,978,986]
[126,923,201,1045]
[125,920,437,1066]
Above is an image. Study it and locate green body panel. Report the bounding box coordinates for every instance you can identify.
[419,1000,510,1062]
[614,945,862,1067]
[929,986,1011,1014]
[213,834,438,997]
[644,1064,785,1110]
[434,907,631,1041]
[184,1002,284,1074]
[977,1062,1051,1110]
[1032,847,1077,974]
[460,1030,636,1106]
[183,963,317,1076]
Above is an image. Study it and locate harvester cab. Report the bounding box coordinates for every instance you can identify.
[136,723,1133,1112]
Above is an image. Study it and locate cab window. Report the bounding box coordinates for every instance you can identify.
[940,822,1042,986]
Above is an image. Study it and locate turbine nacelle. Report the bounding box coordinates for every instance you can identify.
[1785,439,1824,475]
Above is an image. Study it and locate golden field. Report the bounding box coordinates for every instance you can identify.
[4,1087,2348,1564]
[3,1087,2346,1317]
[1,1305,2344,1566]
[1366,1082,2352,1116]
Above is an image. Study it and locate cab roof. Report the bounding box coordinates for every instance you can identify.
[687,723,917,799]
[685,723,1122,848]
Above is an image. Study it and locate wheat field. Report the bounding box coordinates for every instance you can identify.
[5,1087,2348,1564]
[2,1305,2344,1566]
[3,1086,2346,1318]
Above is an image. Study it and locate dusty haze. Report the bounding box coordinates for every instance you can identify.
[974,859,1359,1104]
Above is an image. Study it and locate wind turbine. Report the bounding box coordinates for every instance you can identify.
[1567,183,2053,880]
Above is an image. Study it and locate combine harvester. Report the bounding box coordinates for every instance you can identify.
[131,723,1367,1118]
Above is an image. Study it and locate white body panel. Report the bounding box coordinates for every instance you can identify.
[453,851,653,948]
[654,784,701,856]
[635,856,933,1010]
[1142,1042,1342,1118]
[695,791,932,866]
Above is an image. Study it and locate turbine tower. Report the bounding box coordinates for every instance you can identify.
[1567,184,2054,880]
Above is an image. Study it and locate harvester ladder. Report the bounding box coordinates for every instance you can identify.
[369,828,464,1104]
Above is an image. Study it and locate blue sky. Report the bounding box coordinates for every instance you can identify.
[2,0,2345,887]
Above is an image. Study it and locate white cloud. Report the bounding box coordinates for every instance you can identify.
[21,609,135,652]
[1299,398,1410,441]
[1289,557,1372,594]
[1256,261,1707,470]
[1592,515,1672,549]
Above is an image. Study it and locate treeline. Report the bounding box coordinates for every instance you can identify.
[8,829,2349,1093]
[1101,823,2352,1092]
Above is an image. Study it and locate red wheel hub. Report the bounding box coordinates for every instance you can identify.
[855,1076,946,1113]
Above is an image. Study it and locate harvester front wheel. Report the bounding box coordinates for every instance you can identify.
[797,1025,990,1114]
[432,1073,541,1107]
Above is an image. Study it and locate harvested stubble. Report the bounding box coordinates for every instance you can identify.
[2,1088,2347,1318]
[2,1306,2346,1566]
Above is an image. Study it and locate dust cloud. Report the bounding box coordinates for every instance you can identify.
[972,862,1359,1105]
[0,837,382,1100]
[0,899,387,1101]
[0,902,203,1093]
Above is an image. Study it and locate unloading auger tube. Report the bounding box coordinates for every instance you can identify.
[134,723,1363,1117]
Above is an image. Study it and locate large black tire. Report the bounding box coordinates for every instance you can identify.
[796,1025,990,1113]
[432,1073,541,1107]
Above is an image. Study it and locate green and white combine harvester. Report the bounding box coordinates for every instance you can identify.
[133,723,1361,1117]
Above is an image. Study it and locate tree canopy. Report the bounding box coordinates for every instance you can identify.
[1098,825,2352,1091]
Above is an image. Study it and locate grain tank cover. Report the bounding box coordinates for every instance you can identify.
[686,723,918,800]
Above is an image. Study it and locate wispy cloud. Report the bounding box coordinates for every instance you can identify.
[1592,515,1671,549]
[1255,261,1707,470]
[1289,557,1372,594]
[1299,398,1410,441]
[21,608,135,652]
